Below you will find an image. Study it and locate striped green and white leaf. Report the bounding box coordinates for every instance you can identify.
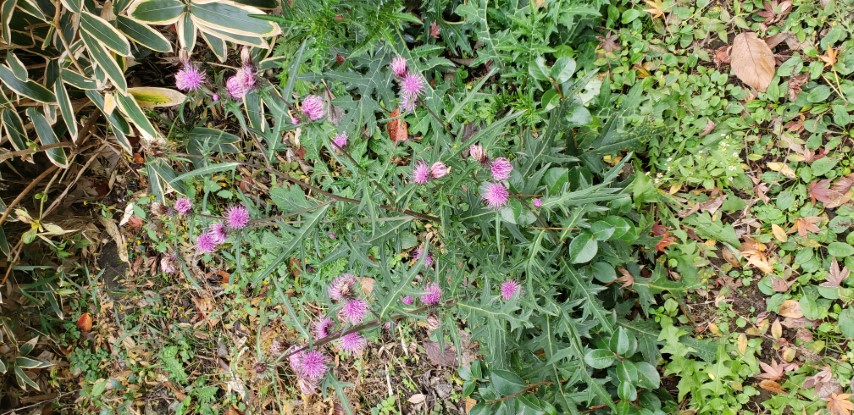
[177,12,196,52]
[127,0,185,24]
[54,76,78,141]
[1,0,17,44]
[15,366,39,391]
[189,1,279,38]
[200,31,227,62]
[200,25,267,48]
[0,66,56,103]
[115,92,159,141]
[127,87,186,108]
[116,16,172,52]
[79,30,127,92]
[26,108,69,168]
[80,11,132,56]
[60,69,98,90]
[6,53,28,80]
[1,109,27,150]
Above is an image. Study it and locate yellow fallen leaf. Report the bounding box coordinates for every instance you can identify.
[737,333,748,355]
[766,162,797,179]
[772,224,788,242]
[778,300,803,319]
[771,319,783,339]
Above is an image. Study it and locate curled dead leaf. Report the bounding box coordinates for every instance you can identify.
[759,379,786,394]
[386,108,408,143]
[77,312,93,332]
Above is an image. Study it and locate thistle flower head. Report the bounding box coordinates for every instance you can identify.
[480,182,509,209]
[225,205,250,229]
[328,273,357,301]
[313,317,334,340]
[400,94,417,112]
[401,295,414,305]
[390,56,408,77]
[339,332,367,353]
[332,132,348,149]
[175,64,205,91]
[490,157,513,181]
[414,246,433,266]
[175,197,192,215]
[412,161,430,184]
[298,351,329,381]
[209,222,227,244]
[226,66,255,99]
[533,198,542,208]
[469,144,487,164]
[196,232,217,253]
[420,282,442,305]
[500,280,522,300]
[400,73,425,96]
[341,299,369,325]
[430,162,449,179]
[301,95,325,121]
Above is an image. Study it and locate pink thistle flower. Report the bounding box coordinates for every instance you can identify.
[469,144,487,164]
[328,273,357,301]
[298,351,329,381]
[490,157,513,181]
[209,222,227,244]
[390,55,408,77]
[175,197,192,215]
[401,296,414,305]
[175,64,205,91]
[332,132,348,149]
[288,350,304,373]
[291,117,300,125]
[430,162,449,179]
[329,233,336,239]
[212,93,219,102]
[533,198,542,208]
[301,95,325,121]
[226,66,255,99]
[480,182,509,209]
[314,317,334,340]
[225,205,250,229]
[412,161,431,184]
[400,73,425,97]
[196,232,217,253]
[269,340,283,355]
[414,246,433,266]
[420,283,442,305]
[339,332,367,353]
[341,299,369,325]
[500,280,522,300]
[160,254,178,274]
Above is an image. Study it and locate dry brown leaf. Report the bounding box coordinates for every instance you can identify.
[737,333,748,355]
[822,259,851,288]
[778,300,803,318]
[643,0,665,19]
[788,73,809,101]
[616,267,635,288]
[771,224,788,242]
[699,119,716,138]
[767,161,796,179]
[424,341,457,367]
[656,231,677,252]
[731,32,776,92]
[465,397,477,413]
[77,312,93,332]
[759,379,786,394]
[821,48,839,68]
[758,359,786,380]
[386,108,408,143]
[827,393,854,415]
[792,216,822,237]
[771,276,794,293]
[771,318,783,338]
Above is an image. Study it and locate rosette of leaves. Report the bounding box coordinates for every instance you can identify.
[0,0,281,167]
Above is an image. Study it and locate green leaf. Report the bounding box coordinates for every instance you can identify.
[0,357,6,374]
[115,91,157,140]
[252,205,329,285]
[61,69,98,90]
[15,356,51,369]
[590,221,616,241]
[80,11,132,56]
[2,109,27,150]
[54,76,77,141]
[490,369,525,396]
[187,127,239,156]
[167,162,240,188]
[188,2,278,37]
[551,57,576,84]
[80,30,127,92]
[568,232,598,264]
[15,366,39,391]
[617,380,636,401]
[127,87,185,108]
[129,0,185,24]
[583,349,615,369]
[0,66,56,103]
[1,0,17,44]
[609,327,633,356]
[839,308,854,339]
[200,31,227,62]
[828,242,854,258]
[6,52,27,80]
[26,108,68,168]
[635,361,660,389]
[116,16,172,52]
[177,12,196,52]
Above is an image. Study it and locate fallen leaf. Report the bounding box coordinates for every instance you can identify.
[737,333,748,354]
[767,161,796,179]
[771,276,794,293]
[771,224,788,242]
[821,259,851,288]
[771,318,783,338]
[360,277,375,297]
[827,393,854,415]
[597,32,620,53]
[699,119,716,137]
[77,312,93,332]
[465,397,477,413]
[741,238,774,274]
[809,175,854,208]
[765,32,791,48]
[792,216,822,237]
[788,73,809,101]
[429,21,441,38]
[721,248,741,268]
[713,46,731,68]
[756,0,792,25]
[643,0,665,19]
[759,379,786,394]
[731,32,776,92]
[656,231,677,252]
[386,108,408,143]
[408,394,426,404]
[757,359,786,380]
[778,300,803,318]
[424,341,457,366]
[616,267,635,288]
[820,48,839,68]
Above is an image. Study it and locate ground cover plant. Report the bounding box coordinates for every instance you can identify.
[0,0,852,414]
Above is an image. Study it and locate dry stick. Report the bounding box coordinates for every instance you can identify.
[0,165,59,228]
[0,142,76,162]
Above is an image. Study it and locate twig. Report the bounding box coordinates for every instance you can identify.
[0,142,76,162]
[0,165,59,228]
[484,380,553,406]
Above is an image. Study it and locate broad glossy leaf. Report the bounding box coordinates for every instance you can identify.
[0,66,56,102]
[583,349,615,369]
[490,369,525,396]
[116,16,172,52]
[128,0,184,24]
[568,232,598,264]
[26,108,69,167]
[80,11,132,56]
[79,30,127,91]
[53,78,77,141]
[115,92,158,141]
[127,87,185,108]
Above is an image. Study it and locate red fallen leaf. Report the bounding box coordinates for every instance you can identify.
[133,153,145,163]
[429,21,441,39]
[770,276,794,292]
[651,223,668,236]
[827,393,854,415]
[792,216,821,237]
[809,176,854,208]
[125,216,143,230]
[77,312,93,332]
[656,231,676,252]
[597,32,620,53]
[784,113,805,132]
[822,259,851,288]
[386,108,408,143]
[616,267,635,288]
[788,73,809,101]
[713,46,731,68]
